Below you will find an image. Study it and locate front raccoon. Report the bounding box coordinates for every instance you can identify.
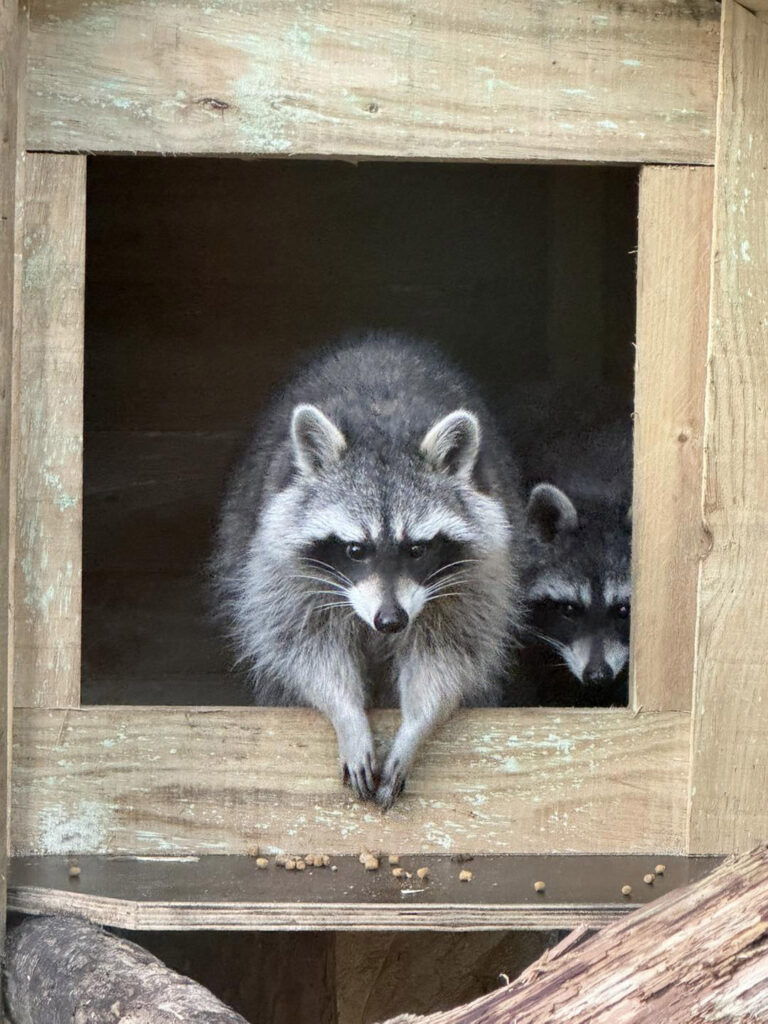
[520,422,632,706]
[213,334,523,807]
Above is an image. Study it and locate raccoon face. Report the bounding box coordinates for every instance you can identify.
[289,404,482,634]
[526,482,632,687]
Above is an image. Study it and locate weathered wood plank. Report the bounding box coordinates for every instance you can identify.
[14,154,85,710]
[688,0,768,855]
[25,0,720,162]
[12,707,689,857]
[631,167,713,713]
[1,0,25,1007]
[8,854,719,931]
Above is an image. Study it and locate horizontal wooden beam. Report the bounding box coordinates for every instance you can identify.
[12,707,690,857]
[25,0,720,162]
[8,854,720,931]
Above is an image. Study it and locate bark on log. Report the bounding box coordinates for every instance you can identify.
[4,916,249,1023]
[378,845,768,1023]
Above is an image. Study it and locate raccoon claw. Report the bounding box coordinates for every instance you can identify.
[343,752,378,801]
[375,760,406,810]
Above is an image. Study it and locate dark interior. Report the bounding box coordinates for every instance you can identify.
[82,157,637,705]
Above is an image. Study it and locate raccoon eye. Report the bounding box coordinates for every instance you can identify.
[560,602,580,619]
[345,542,367,561]
[408,542,427,559]
[616,603,630,619]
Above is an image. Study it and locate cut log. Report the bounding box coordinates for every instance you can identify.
[377,845,768,1023]
[4,916,249,1023]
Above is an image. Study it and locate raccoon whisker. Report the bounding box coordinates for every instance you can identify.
[288,574,348,592]
[425,574,474,595]
[425,591,467,603]
[299,558,353,586]
[423,559,479,584]
[311,601,351,611]
[524,626,568,657]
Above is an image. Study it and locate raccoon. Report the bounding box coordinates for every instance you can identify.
[213,334,524,807]
[519,421,632,706]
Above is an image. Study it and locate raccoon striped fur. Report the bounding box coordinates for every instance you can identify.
[212,333,524,807]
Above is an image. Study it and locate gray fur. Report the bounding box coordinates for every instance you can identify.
[212,333,524,807]
[519,421,632,699]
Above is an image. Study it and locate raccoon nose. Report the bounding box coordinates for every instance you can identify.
[374,604,409,634]
[584,663,614,686]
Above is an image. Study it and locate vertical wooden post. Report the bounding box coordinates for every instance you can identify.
[0,0,25,995]
[14,154,86,709]
[631,167,713,712]
[689,0,768,853]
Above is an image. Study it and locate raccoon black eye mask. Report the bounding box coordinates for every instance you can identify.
[212,335,523,808]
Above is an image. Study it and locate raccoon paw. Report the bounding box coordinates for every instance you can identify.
[342,749,378,801]
[375,758,407,811]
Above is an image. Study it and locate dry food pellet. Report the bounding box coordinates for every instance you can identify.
[247,845,260,858]
[330,865,338,872]
[304,855,316,867]
[459,869,473,882]
[416,867,430,881]
[388,854,400,866]
[364,856,379,871]
[392,867,406,879]
[296,859,307,871]
[643,873,655,885]
[68,865,81,878]
[255,857,269,869]
[285,859,297,871]
[313,854,324,867]
[275,855,287,867]
[655,864,666,876]
[322,854,331,867]
[534,881,546,893]
[621,885,633,896]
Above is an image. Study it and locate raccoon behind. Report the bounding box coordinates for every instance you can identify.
[518,420,632,707]
[213,333,525,807]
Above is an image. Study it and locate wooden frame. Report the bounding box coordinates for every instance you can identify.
[3,0,767,931]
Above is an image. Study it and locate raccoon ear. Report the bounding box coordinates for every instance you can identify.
[291,404,347,476]
[420,410,481,481]
[527,483,578,542]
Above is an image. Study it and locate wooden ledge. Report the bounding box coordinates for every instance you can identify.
[8,855,720,931]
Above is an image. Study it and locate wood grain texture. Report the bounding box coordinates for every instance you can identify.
[9,854,718,931]
[12,707,689,857]
[25,0,720,161]
[631,167,713,713]
[5,916,250,1023]
[14,154,85,710]
[0,0,24,1006]
[378,845,768,1023]
[688,0,768,855]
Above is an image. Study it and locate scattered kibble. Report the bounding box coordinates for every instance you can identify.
[322,854,331,867]
[643,873,655,885]
[247,845,260,858]
[459,869,473,882]
[296,859,307,871]
[534,881,546,893]
[68,865,81,879]
[364,856,380,871]
[275,855,287,867]
[388,854,400,866]
[255,857,269,870]
[285,859,297,871]
[392,867,406,879]
[331,865,338,872]
[416,867,430,881]
[621,885,633,897]
[655,864,666,876]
